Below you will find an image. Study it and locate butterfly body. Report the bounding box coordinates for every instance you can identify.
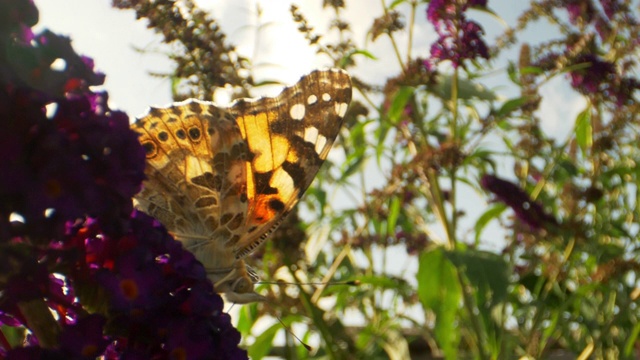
[132,69,352,303]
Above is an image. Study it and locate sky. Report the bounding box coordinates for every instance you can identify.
[32,0,584,132]
[35,1,174,117]
[34,0,431,116]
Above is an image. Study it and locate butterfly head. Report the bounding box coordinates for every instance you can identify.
[209,260,267,304]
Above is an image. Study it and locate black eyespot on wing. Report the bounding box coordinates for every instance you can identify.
[175,128,187,140]
[158,131,169,142]
[141,141,156,157]
[188,127,201,141]
[268,198,285,212]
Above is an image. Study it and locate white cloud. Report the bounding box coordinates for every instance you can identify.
[538,76,587,139]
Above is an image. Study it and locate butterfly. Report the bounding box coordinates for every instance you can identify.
[131,69,352,303]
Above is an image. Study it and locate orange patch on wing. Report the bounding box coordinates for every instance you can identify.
[251,194,281,224]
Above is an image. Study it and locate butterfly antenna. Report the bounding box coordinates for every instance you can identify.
[223,300,309,351]
[274,313,312,351]
[258,280,360,287]
[252,279,360,351]
[256,298,312,352]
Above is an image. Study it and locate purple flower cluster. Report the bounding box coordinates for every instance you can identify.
[7,315,109,359]
[568,54,639,106]
[0,1,247,358]
[481,175,557,230]
[564,0,637,33]
[424,0,490,70]
[536,51,639,107]
[553,0,640,105]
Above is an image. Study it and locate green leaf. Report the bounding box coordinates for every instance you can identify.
[388,0,408,9]
[595,243,626,260]
[624,323,640,356]
[170,75,180,98]
[305,185,327,210]
[387,86,414,124]
[418,247,461,359]
[431,75,497,101]
[387,197,401,236]
[358,274,404,290]
[446,249,509,308]
[469,5,507,27]
[474,203,506,244]
[351,275,414,300]
[236,304,258,334]
[340,153,366,181]
[506,61,519,85]
[375,120,391,165]
[463,148,496,171]
[496,97,529,117]
[561,61,592,74]
[575,106,592,152]
[373,215,386,238]
[348,118,368,146]
[556,158,580,178]
[293,270,357,358]
[341,49,378,67]
[1,325,26,348]
[248,323,280,360]
[519,65,545,76]
[349,49,377,60]
[252,79,284,87]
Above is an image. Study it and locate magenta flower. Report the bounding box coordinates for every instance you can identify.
[424,0,490,69]
[58,315,110,358]
[0,0,247,358]
[565,0,596,25]
[481,175,557,230]
[569,54,639,106]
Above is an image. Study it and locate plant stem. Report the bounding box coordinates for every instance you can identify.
[448,67,460,249]
[457,271,489,360]
[18,298,60,348]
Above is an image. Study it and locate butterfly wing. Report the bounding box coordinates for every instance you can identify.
[132,102,249,270]
[132,101,273,303]
[229,68,352,258]
[132,69,352,303]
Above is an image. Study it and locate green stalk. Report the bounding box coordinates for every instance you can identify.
[18,298,60,348]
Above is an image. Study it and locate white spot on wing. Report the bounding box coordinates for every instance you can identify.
[322,93,331,102]
[335,102,348,117]
[304,126,319,144]
[270,167,295,200]
[289,103,306,120]
[185,155,212,178]
[307,94,318,105]
[315,134,328,155]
